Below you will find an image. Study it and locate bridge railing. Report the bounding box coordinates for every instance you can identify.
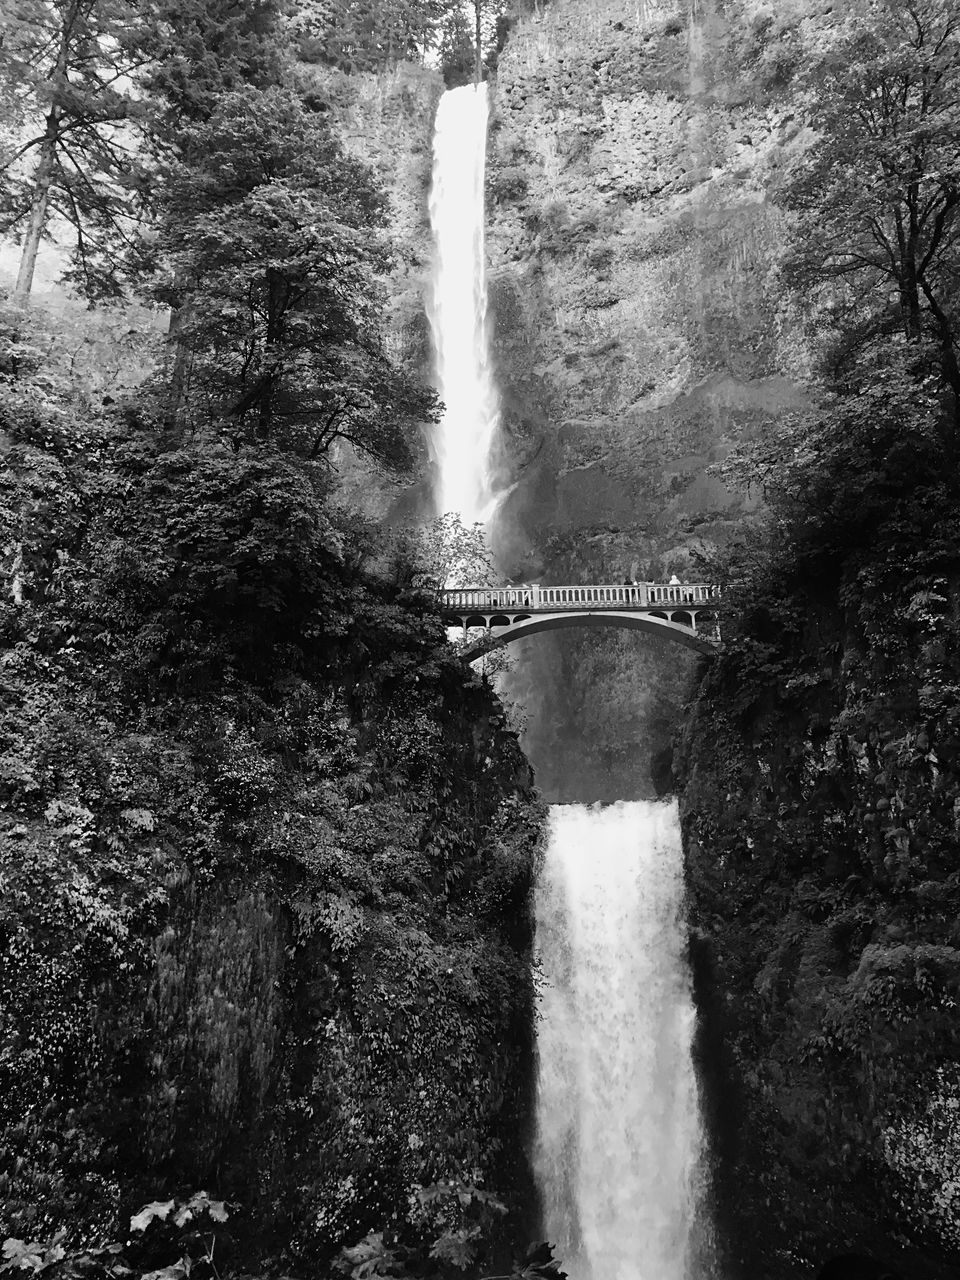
[439,582,719,611]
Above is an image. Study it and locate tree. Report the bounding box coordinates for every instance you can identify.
[0,275,540,1260]
[432,0,507,83]
[782,0,960,413]
[147,86,436,469]
[291,0,508,81]
[395,513,494,595]
[135,0,288,134]
[0,0,148,302]
[293,0,452,73]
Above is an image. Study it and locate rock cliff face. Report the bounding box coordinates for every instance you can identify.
[484,0,813,797]
[315,6,820,802]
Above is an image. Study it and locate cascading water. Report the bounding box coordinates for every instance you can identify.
[533,802,706,1280]
[427,83,500,524]
[426,82,710,1280]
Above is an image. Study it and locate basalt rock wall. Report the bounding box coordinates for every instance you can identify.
[315,3,817,800]
[485,0,813,798]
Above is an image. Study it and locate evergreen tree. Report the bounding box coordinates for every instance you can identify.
[148,85,436,469]
[0,0,147,302]
[293,0,450,72]
[292,0,508,79]
[135,0,288,134]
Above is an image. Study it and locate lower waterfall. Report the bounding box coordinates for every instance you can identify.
[533,800,706,1280]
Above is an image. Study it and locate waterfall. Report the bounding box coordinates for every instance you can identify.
[534,801,706,1280]
[427,83,500,524]
[426,83,711,1280]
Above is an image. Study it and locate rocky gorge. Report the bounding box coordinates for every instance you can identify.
[3,0,958,1275]
[317,0,960,1275]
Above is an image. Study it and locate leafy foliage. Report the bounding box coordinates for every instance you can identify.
[0,3,542,1263]
[779,0,960,410]
[293,0,510,83]
[680,305,960,1277]
[135,0,289,130]
[394,512,495,593]
[0,290,542,1264]
[293,0,452,73]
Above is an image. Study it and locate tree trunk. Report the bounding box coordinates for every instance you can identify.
[900,260,923,342]
[474,0,482,84]
[165,298,193,430]
[12,120,58,306]
[8,539,25,605]
[920,282,960,433]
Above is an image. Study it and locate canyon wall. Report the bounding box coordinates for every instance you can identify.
[311,3,822,801]
[316,3,815,802]
[485,0,813,797]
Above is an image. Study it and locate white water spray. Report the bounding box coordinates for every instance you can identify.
[427,83,500,524]
[534,801,706,1280]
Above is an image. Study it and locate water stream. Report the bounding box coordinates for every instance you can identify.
[427,88,709,1280]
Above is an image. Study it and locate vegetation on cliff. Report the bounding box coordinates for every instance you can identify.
[678,3,960,1277]
[0,5,542,1277]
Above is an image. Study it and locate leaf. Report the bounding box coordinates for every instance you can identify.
[130,1201,176,1233]
[336,1233,401,1279]
[206,1201,229,1224]
[0,1241,44,1273]
[429,1228,477,1270]
[120,807,156,831]
[517,1242,568,1280]
[140,1265,188,1280]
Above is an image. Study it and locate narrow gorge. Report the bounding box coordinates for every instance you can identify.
[425,76,711,1279]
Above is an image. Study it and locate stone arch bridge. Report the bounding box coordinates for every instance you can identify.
[439,582,720,660]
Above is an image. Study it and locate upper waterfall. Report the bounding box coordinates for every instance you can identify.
[427,83,500,524]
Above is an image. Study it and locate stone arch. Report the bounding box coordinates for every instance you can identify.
[460,610,714,660]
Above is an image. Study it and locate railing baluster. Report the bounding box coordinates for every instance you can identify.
[438,583,718,624]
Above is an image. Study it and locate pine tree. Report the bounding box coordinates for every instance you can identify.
[150,85,436,468]
[0,0,147,302]
[129,0,292,419]
[135,0,288,135]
